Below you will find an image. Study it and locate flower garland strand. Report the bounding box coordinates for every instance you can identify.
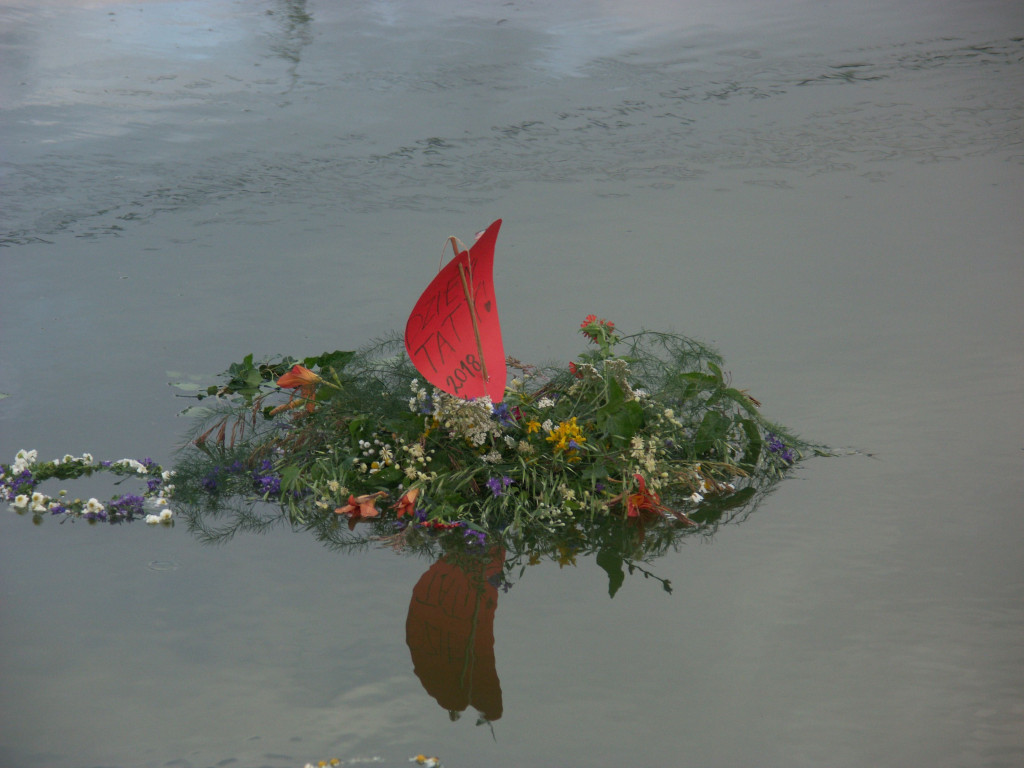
[2,449,176,525]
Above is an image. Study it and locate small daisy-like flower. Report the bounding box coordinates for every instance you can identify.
[158,509,173,522]
[145,514,161,524]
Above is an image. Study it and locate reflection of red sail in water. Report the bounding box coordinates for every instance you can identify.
[405,547,505,721]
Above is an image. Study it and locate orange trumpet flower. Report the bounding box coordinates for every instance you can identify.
[274,364,322,414]
[335,491,388,519]
[610,473,694,525]
[394,487,421,518]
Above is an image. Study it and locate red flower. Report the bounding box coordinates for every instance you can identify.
[394,487,420,518]
[609,473,695,525]
[622,473,664,517]
[274,364,322,414]
[335,491,387,519]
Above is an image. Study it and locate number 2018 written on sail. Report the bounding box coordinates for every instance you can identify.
[446,353,483,395]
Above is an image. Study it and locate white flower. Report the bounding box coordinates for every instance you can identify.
[145,514,161,524]
[81,453,94,464]
[630,435,646,460]
[116,458,148,474]
[536,397,555,409]
[688,492,704,503]
[161,470,175,481]
[12,494,30,510]
[541,419,553,433]
[86,498,105,514]
[15,449,38,464]
[158,508,173,522]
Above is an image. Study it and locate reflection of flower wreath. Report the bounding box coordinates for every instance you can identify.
[166,318,816,555]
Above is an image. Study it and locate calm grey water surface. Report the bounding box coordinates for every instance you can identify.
[2,1,1023,766]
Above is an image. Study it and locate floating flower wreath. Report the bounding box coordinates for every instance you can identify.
[166,316,811,549]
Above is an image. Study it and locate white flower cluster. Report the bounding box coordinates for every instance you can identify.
[114,458,149,474]
[10,449,38,474]
[407,378,431,414]
[52,453,95,467]
[145,509,174,525]
[356,437,395,475]
[430,390,501,447]
[629,435,659,477]
[397,437,436,482]
[10,491,51,514]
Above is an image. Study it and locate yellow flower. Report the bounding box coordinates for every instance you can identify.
[545,417,586,453]
[525,419,541,434]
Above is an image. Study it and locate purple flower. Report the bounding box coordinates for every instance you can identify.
[251,459,280,495]
[6,469,36,498]
[252,469,281,496]
[109,494,145,521]
[491,402,515,427]
[201,472,220,492]
[766,433,795,464]
[486,475,514,497]
[463,528,487,548]
[146,478,163,492]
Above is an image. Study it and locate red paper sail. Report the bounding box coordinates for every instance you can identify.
[405,219,506,403]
